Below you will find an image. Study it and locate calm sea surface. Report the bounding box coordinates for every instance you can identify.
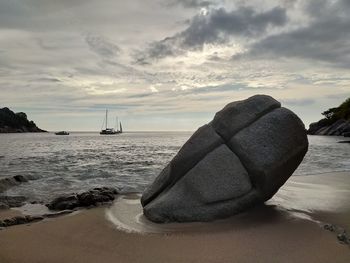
[0,132,349,202]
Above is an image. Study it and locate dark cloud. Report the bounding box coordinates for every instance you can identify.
[303,0,349,19]
[0,2,37,30]
[235,0,350,68]
[36,77,61,82]
[192,83,248,94]
[171,83,270,97]
[166,0,213,8]
[128,93,153,99]
[181,6,287,45]
[138,6,287,62]
[84,33,120,59]
[91,103,140,110]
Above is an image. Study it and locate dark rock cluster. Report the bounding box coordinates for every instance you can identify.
[0,107,46,133]
[308,119,350,136]
[0,187,119,229]
[0,215,44,228]
[324,223,350,245]
[0,174,40,193]
[0,196,26,209]
[308,97,350,137]
[46,187,119,211]
[0,175,41,210]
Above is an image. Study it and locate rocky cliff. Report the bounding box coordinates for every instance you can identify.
[0,107,46,133]
[307,98,350,137]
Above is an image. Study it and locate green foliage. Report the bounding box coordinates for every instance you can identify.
[321,97,350,124]
[322,107,337,119]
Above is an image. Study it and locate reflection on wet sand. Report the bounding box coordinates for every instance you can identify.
[106,172,350,233]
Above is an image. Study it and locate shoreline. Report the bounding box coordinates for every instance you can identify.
[0,171,350,262]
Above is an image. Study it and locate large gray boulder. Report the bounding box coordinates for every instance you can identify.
[142,95,308,223]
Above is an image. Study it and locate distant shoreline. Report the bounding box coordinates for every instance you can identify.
[0,130,47,134]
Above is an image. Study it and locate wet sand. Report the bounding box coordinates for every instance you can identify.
[0,172,350,263]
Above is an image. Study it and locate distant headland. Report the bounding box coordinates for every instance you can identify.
[0,107,46,133]
[308,98,350,137]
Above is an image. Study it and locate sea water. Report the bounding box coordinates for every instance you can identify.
[0,132,349,202]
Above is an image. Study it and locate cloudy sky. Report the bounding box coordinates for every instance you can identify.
[0,0,349,131]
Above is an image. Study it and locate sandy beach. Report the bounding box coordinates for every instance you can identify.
[0,172,349,263]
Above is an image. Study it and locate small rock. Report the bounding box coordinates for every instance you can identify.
[46,187,119,211]
[26,215,44,223]
[47,195,80,211]
[0,174,40,194]
[13,175,28,183]
[338,140,350,144]
[324,224,335,232]
[3,218,15,226]
[337,231,349,244]
[0,202,9,210]
[13,216,26,224]
[0,215,44,228]
[0,177,18,192]
[0,196,26,208]
[77,187,117,206]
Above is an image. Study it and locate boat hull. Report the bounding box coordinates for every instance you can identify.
[55,131,69,135]
[100,130,122,135]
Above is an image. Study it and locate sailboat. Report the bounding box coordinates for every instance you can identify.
[100,109,123,135]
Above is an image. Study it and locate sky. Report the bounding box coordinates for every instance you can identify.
[0,0,349,131]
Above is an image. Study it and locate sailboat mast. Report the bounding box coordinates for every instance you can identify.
[116,117,119,131]
[105,109,108,129]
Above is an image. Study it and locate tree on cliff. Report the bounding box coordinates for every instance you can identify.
[322,98,350,123]
[308,97,350,136]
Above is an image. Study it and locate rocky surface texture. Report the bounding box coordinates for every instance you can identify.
[308,119,350,136]
[1,186,118,212]
[0,174,41,193]
[142,95,308,223]
[0,187,119,229]
[0,175,41,210]
[0,215,44,228]
[324,224,350,245]
[46,187,119,211]
[308,98,350,136]
[0,196,26,209]
[0,107,46,133]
